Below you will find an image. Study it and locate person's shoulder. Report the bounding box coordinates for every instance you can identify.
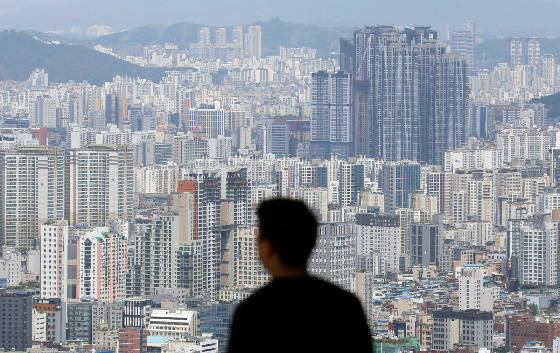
[308,276,353,293]
[307,276,361,301]
[234,281,275,313]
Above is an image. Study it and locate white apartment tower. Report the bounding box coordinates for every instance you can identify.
[309,222,356,292]
[520,215,559,286]
[40,221,68,300]
[452,21,475,69]
[356,213,400,274]
[35,96,57,127]
[510,38,524,67]
[215,27,227,45]
[510,37,541,67]
[541,54,556,87]
[198,27,210,45]
[0,147,65,248]
[458,265,493,312]
[526,37,541,66]
[65,146,134,227]
[187,105,225,139]
[244,25,261,60]
[232,26,243,49]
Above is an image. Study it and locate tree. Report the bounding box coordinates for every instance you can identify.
[494,346,506,353]
[528,303,539,316]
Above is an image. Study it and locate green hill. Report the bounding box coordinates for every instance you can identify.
[531,92,560,120]
[0,30,193,85]
[474,38,509,69]
[87,23,203,57]
[255,18,352,57]
[475,36,560,70]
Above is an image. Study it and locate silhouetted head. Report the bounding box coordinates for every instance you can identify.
[257,198,318,269]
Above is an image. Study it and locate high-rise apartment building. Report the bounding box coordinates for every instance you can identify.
[541,54,556,87]
[178,171,222,299]
[379,161,421,212]
[350,25,468,165]
[69,94,85,127]
[510,37,541,67]
[551,148,560,187]
[244,25,261,60]
[452,29,475,69]
[105,94,127,129]
[339,161,364,206]
[432,309,493,350]
[309,222,356,291]
[28,68,49,87]
[510,37,524,67]
[65,146,134,227]
[0,146,65,248]
[132,194,195,297]
[40,220,68,300]
[310,70,353,159]
[187,105,225,139]
[0,146,133,248]
[353,80,370,157]
[232,26,243,49]
[198,27,210,45]
[439,25,450,42]
[458,265,493,311]
[233,227,270,288]
[396,208,430,256]
[526,37,541,66]
[77,229,127,302]
[35,96,57,127]
[410,217,444,267]
[222,168,252,226]
[215,27,227,45]
[356,214,400,274]
[519,214,558,286]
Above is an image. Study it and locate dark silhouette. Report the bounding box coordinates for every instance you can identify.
[228,198,372,353]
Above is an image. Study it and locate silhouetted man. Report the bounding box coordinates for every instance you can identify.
[228,198,372,353]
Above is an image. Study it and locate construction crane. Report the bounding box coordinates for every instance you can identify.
[354,37,372,80]
[0,61,9,90]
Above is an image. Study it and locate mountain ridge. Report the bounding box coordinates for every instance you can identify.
[25,19,353,59]
[0,30,193,85]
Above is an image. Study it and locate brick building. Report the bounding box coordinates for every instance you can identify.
[507,315,560,352]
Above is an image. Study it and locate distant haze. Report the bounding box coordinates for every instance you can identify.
[1,0,560,38]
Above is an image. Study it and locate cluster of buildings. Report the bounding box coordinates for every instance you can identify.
[3,21,560,353]
[96,26,335,85]
[470,36,558,104]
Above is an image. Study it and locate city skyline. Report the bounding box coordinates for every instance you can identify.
[1,0,560,38]
[2,9,560,353]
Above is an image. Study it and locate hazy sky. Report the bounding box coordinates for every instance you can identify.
[1,0,560,38]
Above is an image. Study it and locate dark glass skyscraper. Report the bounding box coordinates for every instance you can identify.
[105,94,127,129]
